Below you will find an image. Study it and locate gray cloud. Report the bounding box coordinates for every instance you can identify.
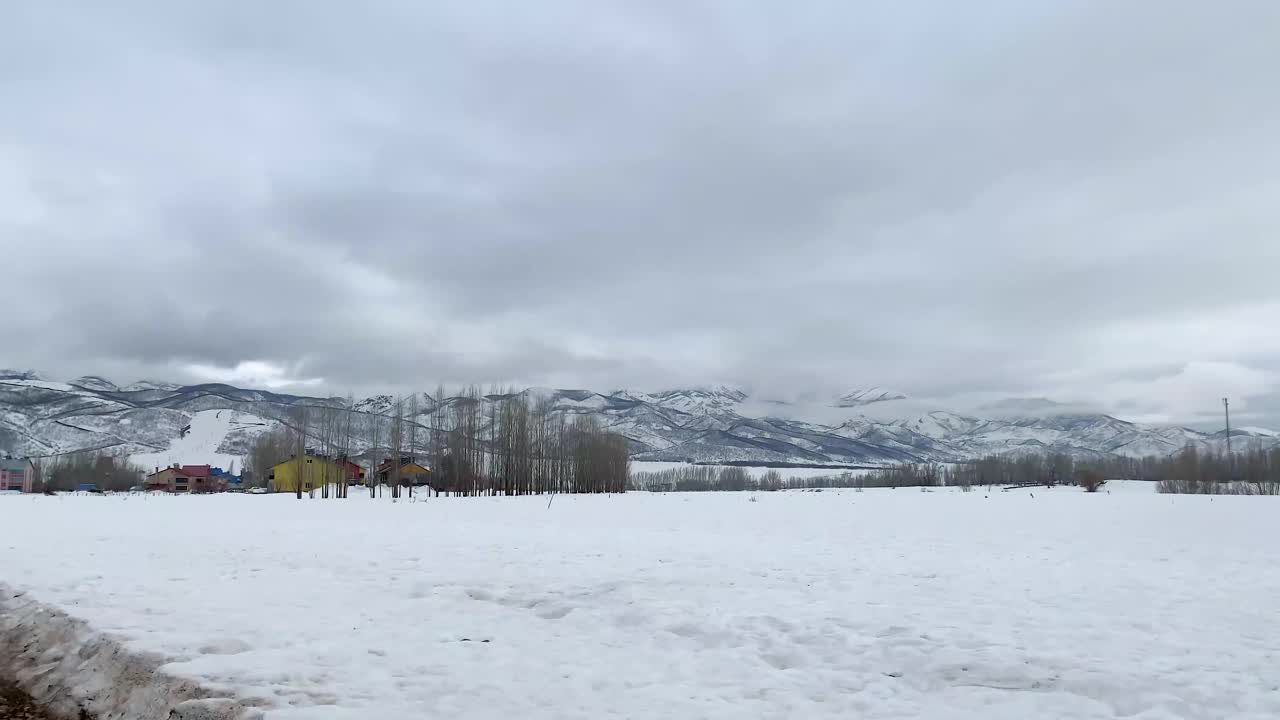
[3,1,1279,426]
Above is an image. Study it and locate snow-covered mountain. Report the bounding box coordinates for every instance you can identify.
[1,370,1276,469]
[0,369,332,466]
[833,388,908,407]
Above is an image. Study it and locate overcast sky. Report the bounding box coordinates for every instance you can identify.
[3,1,1279,427]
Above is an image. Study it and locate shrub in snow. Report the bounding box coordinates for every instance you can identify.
[1078,470,1106,493]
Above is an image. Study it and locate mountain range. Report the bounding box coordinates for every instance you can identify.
[2,369,1274,470]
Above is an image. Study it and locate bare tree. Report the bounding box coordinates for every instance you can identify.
[243,426,292,490]
[367,402,384,499]
[390,397,404,499]
[294,405,308,500]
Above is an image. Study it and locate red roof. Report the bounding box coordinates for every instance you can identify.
[180,464,212,479]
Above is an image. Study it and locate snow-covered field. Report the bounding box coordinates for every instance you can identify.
[3,485,1279,719]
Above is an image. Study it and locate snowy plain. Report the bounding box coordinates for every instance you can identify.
[2,485,1279,719]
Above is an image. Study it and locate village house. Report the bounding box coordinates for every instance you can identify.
[343,459,367,485]
[144,464,228,494]
[376,456,432,487]
[268,454,361,493]
[0,458,36,493]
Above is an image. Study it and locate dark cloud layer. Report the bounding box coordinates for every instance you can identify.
[3,1,1279,426]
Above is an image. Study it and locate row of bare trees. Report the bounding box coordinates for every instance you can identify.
[945,444,1280,495]
[305,394,357,499]
[33,451,144,492]
[427,387,629,496]
[629,456,1098,493]
[245,387,630,498]
[630,465,894,492]
[632,443,1280,496]
[943,453,1078,489]
[1154,444,1280,495]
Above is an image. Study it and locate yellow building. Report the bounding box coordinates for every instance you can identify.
[268,456,349,493]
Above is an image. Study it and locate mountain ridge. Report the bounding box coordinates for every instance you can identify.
[1,372,1274,469]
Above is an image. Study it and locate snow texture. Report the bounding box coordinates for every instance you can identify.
[3,487,1280,719]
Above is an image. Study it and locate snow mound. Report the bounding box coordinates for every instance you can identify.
[1,584,260,719]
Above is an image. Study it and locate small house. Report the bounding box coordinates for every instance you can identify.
[0,458,35,493]
[145,464,228,494]
[145,467,186,492]
[376,457,432,486]
[342,460,366,484]
[181,465,228,493]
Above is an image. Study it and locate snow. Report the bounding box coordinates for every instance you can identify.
[130,409,270,471]
[1240,426,1280,438]
[3,488,1279,719]
[0,377,78,393]
[122,380,183,392]
[552,394,610,412]
[834,388,909,407]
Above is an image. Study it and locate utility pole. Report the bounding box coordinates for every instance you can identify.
[1224,397,1234,480]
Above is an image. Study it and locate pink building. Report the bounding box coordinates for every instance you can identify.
[0,459,35,492]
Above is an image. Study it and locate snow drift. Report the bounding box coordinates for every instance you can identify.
[0,585,261,720]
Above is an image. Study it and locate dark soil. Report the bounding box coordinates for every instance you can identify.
[0,687,55,720]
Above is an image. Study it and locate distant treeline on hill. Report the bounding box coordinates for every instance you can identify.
[630,444,1280,496]
[957,443,1280,495]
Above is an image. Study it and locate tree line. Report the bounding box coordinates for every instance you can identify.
[629,443,1280,496]
[244,386,630,498]
[1148,444,1280,495]
[892,445,1280,495]
[630,465,901,492]
[27,451,145,492]
[943,444,1280,495]
[402,386,629,496]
